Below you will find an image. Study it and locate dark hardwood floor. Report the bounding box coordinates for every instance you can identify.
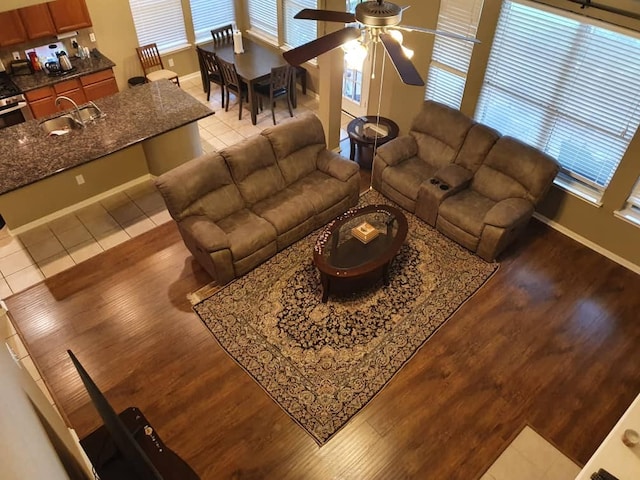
[6,178,640,479]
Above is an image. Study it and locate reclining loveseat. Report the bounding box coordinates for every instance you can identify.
[372,101,559,261]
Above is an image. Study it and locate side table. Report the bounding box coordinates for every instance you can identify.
[347,116,399,170]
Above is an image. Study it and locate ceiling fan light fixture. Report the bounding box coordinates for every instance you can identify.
[342,38,368,69]
[402,45,414,59]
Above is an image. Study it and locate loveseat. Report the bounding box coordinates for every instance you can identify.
[155,112,360,284]
[372,101,559,261]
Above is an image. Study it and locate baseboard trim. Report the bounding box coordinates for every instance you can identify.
[8,175,154,236]
[533,212,640,275]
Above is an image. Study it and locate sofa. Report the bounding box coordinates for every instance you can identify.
[372,101,559,261]
[155,112,360,284]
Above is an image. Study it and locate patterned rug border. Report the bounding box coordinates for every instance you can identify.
[193,190,499,445]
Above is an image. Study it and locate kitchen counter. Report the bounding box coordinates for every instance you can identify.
[10,50,116,93]
[0,80,212,196]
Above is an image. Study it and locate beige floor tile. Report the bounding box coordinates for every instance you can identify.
[38,252,76,278]
[100,192,132,210]
[68,239,104,263]
[201,140,216,153]
[96,229,131,250]
[217,130,245,146]
[0,313,17,339]
[148,209,172,226]
[206,121,232,135]
[486,445,542,480]
[5,265,45,293]
[6,333,29,359]
[48,214,84,235]
[0,277,13,300]
[124,180,156,199]
[199,128,215,141]
[109,201,145,226]
[236,124,263,138]
[80,213,120,237]
[209,136,228,150]
[20,355,41,381]
[0,249,35,277]
[122,217,156,237]
[55,224,93,249]
[35,378,55,404]
[76,202,109,222]
[27,236,65,263]
[0,236,25,258]
[131,191,165,216]
[17,225,54,247]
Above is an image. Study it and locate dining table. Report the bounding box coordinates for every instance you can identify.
[201,37,295,126]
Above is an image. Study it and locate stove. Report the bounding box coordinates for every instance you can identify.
[0,72,25,111]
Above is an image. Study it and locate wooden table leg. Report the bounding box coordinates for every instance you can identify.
[350,139,356,160]
[248,79,258,125]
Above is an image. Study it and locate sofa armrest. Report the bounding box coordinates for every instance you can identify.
[433,164,473,190]
[375,136,418,167]
[317,149,360,182]
[484,198,534,228]
[179,215,230,252]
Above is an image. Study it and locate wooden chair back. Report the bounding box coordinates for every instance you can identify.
[211,24,234,47]
[215,55,242,92]
[270,65,293,95]
[136,43,164,74]
[197,47,220,79]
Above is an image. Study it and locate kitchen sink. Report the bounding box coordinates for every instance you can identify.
[40,115,83,136]
[77,104,105,123]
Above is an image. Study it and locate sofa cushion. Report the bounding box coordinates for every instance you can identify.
[289,170,352,215]
[252,188,317,236]
[409,100,475,169]
[155,151,245,222]
[438,190,496,237]
[221,135,286,205]
[381,156,437,202]
[217,209,277,261]
[454,123,500,173]
[277,144,325,185]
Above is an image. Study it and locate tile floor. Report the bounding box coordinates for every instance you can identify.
[0,75,352,302]
[480,426,581,480]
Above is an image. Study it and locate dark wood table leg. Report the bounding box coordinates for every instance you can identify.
[321,273,330,303]
[248,79,258,125]
[350,138,356,160]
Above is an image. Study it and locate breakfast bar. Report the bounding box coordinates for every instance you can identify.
[0,80,213,231]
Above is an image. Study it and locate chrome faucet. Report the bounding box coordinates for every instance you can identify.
[54,95,85,127]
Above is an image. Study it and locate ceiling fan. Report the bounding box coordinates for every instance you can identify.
[282,0,480,87]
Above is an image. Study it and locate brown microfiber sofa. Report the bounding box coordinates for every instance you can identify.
[372,100,559,261]
[155,112,360,284]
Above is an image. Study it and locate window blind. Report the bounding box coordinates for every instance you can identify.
[283,0,317,48]
[247,0,278,40]
[190,0,235,44]
[620,179,640,225]
[129,0,189,53]
[425,0,483,108]
[475,0,640,201]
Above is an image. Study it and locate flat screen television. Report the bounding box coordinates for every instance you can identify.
[67,349,164,480]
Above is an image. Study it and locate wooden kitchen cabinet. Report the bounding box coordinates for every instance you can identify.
[25,87,58,119]
[54,78,87,106]
[47,0,92,33]
[81,69,119,101]
[0,10,28,47]
[18,4,57,40]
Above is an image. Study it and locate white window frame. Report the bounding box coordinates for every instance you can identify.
[475,0,640,205]
[190,0,236,45]
[425,0,484,109]
[616,179,640,227]
[128,0,190,54]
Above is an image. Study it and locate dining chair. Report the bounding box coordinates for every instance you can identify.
[135,43,180,86]
[215,54,249,120]
[254,65,295,125]
[211,24,234,47]
[196,47,224,106]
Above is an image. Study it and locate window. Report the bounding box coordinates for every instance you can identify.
[247,0,278,41]
[475,0,640,204]
[618,179,640,226]
[246,0,317,48]
[283,0,317,48]
[425,0,484,109]
[128,0,189,53]
[190,0,235,44]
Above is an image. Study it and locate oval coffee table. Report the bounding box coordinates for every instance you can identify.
[313,204,408,302]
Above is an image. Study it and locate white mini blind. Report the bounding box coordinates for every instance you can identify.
[475,0,640,201]
[283,0,317,48]
[190,0,235,44]
[129,0,189,53]
[425,0,483,109]
[247,0,278,40]
[620,179,640,226]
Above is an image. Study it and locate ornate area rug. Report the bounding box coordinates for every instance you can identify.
[193,190,498,445]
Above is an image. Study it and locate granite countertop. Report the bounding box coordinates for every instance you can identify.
[0,80,213,195]
[11,51,116,92]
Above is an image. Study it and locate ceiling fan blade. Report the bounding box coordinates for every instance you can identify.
[379,33,424,86]
[283,27,361,66]
[294,9,356,23]
[395,24,481,44]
